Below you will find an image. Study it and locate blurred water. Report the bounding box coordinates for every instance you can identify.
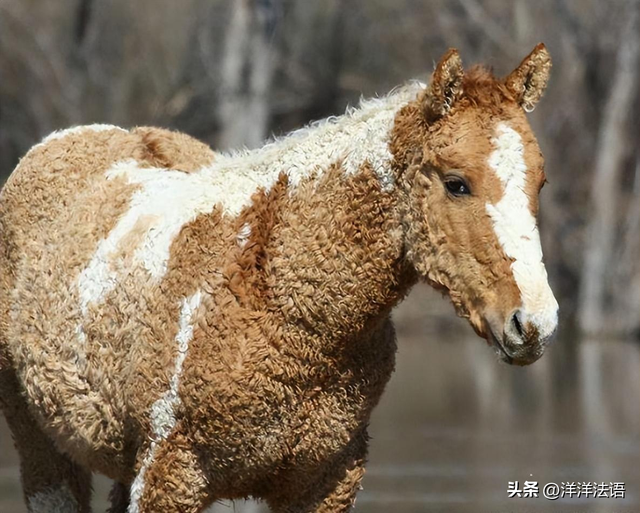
[1,287,639,512]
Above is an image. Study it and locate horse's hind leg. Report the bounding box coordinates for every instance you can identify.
[0,369,92,513]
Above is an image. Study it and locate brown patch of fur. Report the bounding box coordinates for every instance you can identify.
[133,126,216,171]
[222,172,289,312]
[111,214,159,265]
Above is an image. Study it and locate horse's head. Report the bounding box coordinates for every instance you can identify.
[396,45,558,365]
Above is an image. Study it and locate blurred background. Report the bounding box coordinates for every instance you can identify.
[0,0,638,511]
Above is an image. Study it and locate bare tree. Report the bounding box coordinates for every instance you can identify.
[217,0,280,149]
[1,0,639,337]
[577,5,640,335]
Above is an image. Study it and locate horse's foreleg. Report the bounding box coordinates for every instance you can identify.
[268,430,368,513]
[106,481,129,513]
[127,431,212,513]
[0,369,92,513]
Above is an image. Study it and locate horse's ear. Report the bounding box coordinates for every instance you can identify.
[421,49,464,122]
[504,43,552,112]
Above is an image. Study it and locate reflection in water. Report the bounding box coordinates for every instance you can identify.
[360,335,639,513]
[1,289,638,512]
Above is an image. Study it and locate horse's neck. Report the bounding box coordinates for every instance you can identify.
[261,153,416,346]
[215,84,422,342]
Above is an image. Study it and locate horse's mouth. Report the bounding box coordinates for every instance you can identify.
[486,326,548,366]
[486,328,513,365]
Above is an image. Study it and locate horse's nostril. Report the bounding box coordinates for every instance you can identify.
[511,311,525,339]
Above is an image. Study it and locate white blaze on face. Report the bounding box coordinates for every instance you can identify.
[485,123,558,338]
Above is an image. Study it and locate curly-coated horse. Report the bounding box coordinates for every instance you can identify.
[0,45,557,512]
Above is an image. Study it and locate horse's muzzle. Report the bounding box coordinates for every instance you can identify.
[485,308,558,366]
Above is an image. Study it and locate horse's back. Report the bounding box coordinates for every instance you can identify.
[0,124,216,478]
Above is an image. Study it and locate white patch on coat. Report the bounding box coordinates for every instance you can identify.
[485,123,558,338]
[76,83,422,313]
[27,484,78,513]
[37,124,126,148]
[237,223,252,248]
[127,291,202,513]
[77,161,217,312]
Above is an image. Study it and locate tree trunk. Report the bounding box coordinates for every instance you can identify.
[217,0,279,150]
[577,7,640,335]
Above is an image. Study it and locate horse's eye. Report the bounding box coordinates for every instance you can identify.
[445,178,471,197]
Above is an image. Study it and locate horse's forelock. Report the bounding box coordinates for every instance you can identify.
[460,66,517,113]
